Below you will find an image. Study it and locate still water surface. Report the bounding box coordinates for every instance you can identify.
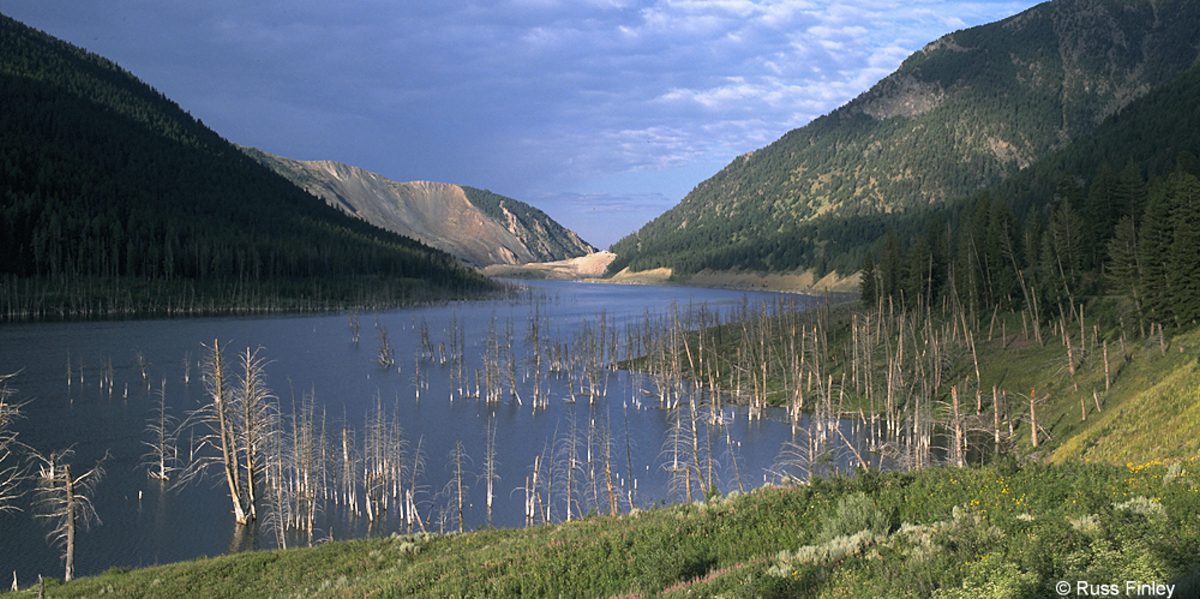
[0,280,860,580]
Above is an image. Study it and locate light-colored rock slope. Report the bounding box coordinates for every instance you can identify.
[482,250,617,280]
[245,149,594,266]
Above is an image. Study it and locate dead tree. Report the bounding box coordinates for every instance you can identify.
[558,415,583,521]
[179,339,251,524]
[33,448,105,582]
[134,350,150,389]
[481,418,499,527]
[232,347,276,524]
[179,340,276,526]
[1029,388,1039,449]
[348,313,361,345]
[0,373,25,512]
[376,322,396,369]
[661,407,694,502]
[181,352,192,386]
[405,436,428,533]
[142,379,180,481]
[447,441,469,533]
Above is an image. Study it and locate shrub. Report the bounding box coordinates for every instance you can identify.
[817,492,895,543]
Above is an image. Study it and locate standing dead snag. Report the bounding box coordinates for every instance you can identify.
[481,418,499,527]
[348,313,361,345]
[951,385,964,467]
[0,373,26,513]
[182,339,249,524]
[376,322,396,369]
[142,379,180,481]
[33,448,105,583]
[234,347,275,524]
[1029,388,1039,449]
[448,441,469,533]
[180,340,276,526]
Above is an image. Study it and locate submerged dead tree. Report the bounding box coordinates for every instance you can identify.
[446,441,469,533]
[142,379,180,481]
[0,373,25,513]
[481,418,499,527]
[181,339,249,523]
[33,448,105,583]
[376,322,396,369]
[180,339,276,526]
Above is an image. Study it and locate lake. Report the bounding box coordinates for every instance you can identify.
[0,279,866,581]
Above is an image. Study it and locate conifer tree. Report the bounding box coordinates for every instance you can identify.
[859,254,877,307]
[1105,215,1142,323]
[1167,172,1200,325]
[1138,179,1176,324]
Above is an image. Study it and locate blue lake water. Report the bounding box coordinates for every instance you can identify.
[0,279,862,581]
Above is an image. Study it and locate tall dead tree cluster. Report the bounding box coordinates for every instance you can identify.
[0,373,24,513]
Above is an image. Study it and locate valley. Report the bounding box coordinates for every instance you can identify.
[2,0,1199,596]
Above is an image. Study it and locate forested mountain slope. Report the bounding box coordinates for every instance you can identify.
[245,150,595,267]
[0,14,491,318]
[855,60,1200,331]
[610,0,1200,276]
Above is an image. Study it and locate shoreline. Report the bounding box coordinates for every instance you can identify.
[485,252,862,297]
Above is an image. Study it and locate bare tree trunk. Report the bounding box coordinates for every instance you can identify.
[1029,388,1039,449]
[483,420,497,527]
[63,464,75,582]
[210,340,249,525]
[951,386,964,467]
[454,441,466,533]
[993,386,1002,456]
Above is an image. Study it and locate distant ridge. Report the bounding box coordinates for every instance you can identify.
[245,149,596,267]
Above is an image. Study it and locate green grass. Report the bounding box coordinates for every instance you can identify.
[19,462,1200,597]
[962,318,1200,465]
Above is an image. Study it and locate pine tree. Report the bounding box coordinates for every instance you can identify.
[1105,215,1142,323]
[1167,172,1200,325]
[860,254,877,307]
[1114,163,1146,224]
[1085,164,1119,269]
[1139,179,1176,325]
[904,233,933,307]
[879,232,903,301]
[986,200,1018,308]
[1043,196,1083,310]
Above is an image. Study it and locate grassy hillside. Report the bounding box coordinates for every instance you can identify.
[610,0,1200,276]
[16,461,1198,597]
[0,14,493,320]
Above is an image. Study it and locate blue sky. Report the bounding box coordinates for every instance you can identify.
[0,0,1037,248]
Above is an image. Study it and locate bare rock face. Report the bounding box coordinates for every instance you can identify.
[858,75,946,120]
[245,150,595,267]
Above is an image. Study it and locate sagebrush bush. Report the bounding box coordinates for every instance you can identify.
[817,491,894,543]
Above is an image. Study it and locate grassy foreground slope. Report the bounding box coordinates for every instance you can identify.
[20,462,1200,598]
